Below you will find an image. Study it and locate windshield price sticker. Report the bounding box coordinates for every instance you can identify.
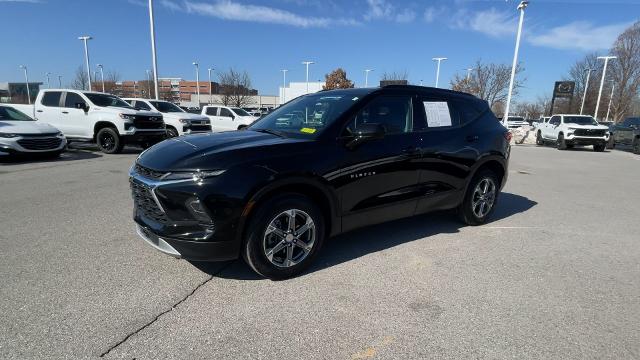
[423,101,452,127]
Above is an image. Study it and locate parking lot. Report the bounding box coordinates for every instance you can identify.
[1,144,639,359]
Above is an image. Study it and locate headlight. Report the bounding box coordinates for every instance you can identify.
[179,119,191,124]
[567,127,577,131]
[119,113,135,120]
[162,170,226,183]
[57,131,65,137]
[0,133,19,138]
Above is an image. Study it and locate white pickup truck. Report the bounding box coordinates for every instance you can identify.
[123,98,211,137]
[11,89,166,154]
[201,105,259,132]
[535,114,609,151]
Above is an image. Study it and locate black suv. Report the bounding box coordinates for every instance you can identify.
[609,117,640,154]
[129,86,511,279]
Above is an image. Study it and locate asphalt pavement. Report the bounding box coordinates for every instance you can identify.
[1,144,639,359]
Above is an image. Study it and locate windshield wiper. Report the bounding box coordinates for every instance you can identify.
[254,128,287,138]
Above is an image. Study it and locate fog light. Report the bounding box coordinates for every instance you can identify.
[186,197,213,223]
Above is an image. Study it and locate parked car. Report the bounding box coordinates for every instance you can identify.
[10,90,166,153]
[609,117,640,153]
[123,98,211,137]
[0,105,66,158]
[129,85,511,279]
[180,106,201,114]
[201,105,259,131]
[505,116,529,128]
[535,114,609,151]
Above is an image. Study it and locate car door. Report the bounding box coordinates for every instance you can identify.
[334,94,422,232]
[61,91,90,137]
[615,118,631,145]
[218,107,235,131]
[546,115,561,139]
[36,91,64,130]
[204,106,219,131]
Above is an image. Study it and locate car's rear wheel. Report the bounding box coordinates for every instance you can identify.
[243,194,325,280]
[96,127,123,154]
[606,136,615,149]
[594,144,606,152]
[633,137,640,154]
[536,131,544,146]
[557,133,567,150]
[458,169,499,226]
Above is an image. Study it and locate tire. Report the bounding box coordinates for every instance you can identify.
[242,193,325,280]
[536,131,544,146]
[606,136,615,149]
[593,144,606,152]
[633,137,640,155]
[458,169,500,226]
[557,133,567,150]
[96,127,123,154]
[166,127,179,138]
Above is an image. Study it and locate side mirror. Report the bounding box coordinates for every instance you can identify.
[75,103,88,112]
[346,123,385,149]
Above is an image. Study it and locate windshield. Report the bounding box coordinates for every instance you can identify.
[248,94,357,138]
[508,117,525,122]
[565,116,598,125]
[85,93,133,109]
[0,106,34,121]
[231,108,251,116]
[150,101,184,113]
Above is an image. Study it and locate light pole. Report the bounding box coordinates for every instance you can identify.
[302,61,314,94]
[94,71,99,90]
[280,69,288,105]
[58,75,62,88]
[466,68,473,81]
[419,80,423,86]
[580,68,595,115]
[148,0,160,100]
[605,81,615,122]
[19,65,31,105]
[594,56,617,120]
[97,64,105,92]
[146,69,152,98]
[193,62,201,106]
[78,35,93,91]
[364,69,374,87]
[45,72,51,88]
[208,67,214,104]
[432,57,447,88]
[502,0,528,126]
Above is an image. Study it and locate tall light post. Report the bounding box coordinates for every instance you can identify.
[419,80,423,86]
[580,68,595,115]
[207,67,214,104]
[146,69,152,98]
[148,0,160,100]
[45,72,51,88]
[78,35,93,91]
[58,75,62,88]
[502,0,528,126]
[432,57,447,88]
[364,69,374,87]
[97,64,105,92]
[605,81,615,122]
[193,62,201,106]
[594,56,617,120]
[302,61,314,94]
[466,68,473,81]
[280,69,288,105]
[19,65,31,105]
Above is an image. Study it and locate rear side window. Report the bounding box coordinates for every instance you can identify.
[64,92,86,108]
[206,107,218,116]
[41,91,62,107]
[452,98,484,126]
[414,97,461,131]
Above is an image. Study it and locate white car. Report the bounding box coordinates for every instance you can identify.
[535,114,609,151]
[123,98,211,137]
[0,105,67,157]
[505,116,529,129]
[201,105,259,132]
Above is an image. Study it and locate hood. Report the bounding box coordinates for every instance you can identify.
[137,130,309,171]
[566,124,608,130]
[0,120,61,135]
[93,107,162,117]
[162,112,209,121]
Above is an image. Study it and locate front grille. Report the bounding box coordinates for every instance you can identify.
[189,124,212,132]
[134,163,167,180]
[17,137,62,150]
[574,129,605,137]
[133,115,165,129]
[130,180,168,224]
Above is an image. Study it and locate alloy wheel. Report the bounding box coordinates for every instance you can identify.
[100,133,115,151]
[263,209,316,268]
[471,178,496,218]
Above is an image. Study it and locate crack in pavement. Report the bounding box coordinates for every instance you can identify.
[99,261,235,358]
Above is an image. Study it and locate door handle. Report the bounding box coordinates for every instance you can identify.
[36,110,43,113]
[466,135,479,142]
[62,111,69,114]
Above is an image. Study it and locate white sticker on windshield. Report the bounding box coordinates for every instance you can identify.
[423,101,452,127]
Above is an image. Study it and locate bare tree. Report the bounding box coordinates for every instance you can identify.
[610,21,640,122]
[70,66,89,90]
[564,53,603,115]
[323,68,354,90]
[102,70,121,94]
[451,60,525,114]
[218,68,253,107]
[380,70,409,81]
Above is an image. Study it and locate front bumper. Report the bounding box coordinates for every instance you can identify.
[565,135,608,145]
[0,135,66,156]
[136,224,238,261]
[122,131,166,144]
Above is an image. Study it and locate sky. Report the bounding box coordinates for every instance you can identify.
[1,0,639,102]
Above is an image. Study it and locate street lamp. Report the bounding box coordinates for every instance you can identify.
[207,67,214,104]
[432,57,447,88]
[148,0,160,100]
[193,62,201,106]
[146,69,152,98]
[580,68,596,115]
[502,0,528,127]
[280,69,288,105]
[302,61,314,94]
[364,69,374,87]
[45,72,51,88]
[594,56,617,120]
[97,64,105,92]
[58,75,62,88]
[466,68,473,81]
[19,65,31,105]
[78,35,93,91]
[605,80,615,122]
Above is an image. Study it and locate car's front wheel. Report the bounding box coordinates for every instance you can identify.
[536,131,544,146]
[633,137,640,154]
[166,126,179,138]
[557,133,567,150]
[606,136,615,149]
[458,169,499,226]
[594,144,606,152]
[96,127,123,154]
[243,194,325,279]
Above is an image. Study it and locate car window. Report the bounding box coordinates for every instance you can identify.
[41,91,62,107]
[64,92,86,108]
[134,101,152,111]
[220,108,233,118]
[0,106,34,121]
[451,98,482,126]
[550,116,560,125]
[414,97,460,131]
[346,95,413,135]
[206,107,218,116]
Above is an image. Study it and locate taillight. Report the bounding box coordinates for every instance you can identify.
[504,131,513,142]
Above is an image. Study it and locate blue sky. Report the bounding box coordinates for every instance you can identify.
[1,0,639,101]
